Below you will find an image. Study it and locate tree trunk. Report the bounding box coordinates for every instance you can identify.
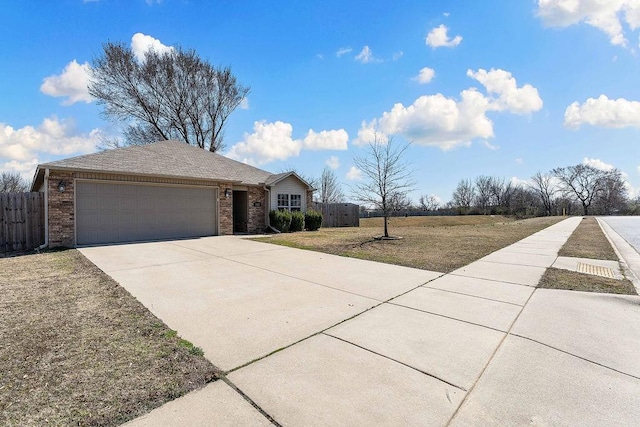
[383,215,389,238]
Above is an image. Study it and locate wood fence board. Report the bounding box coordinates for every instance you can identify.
[312,202,359,227]
[0,192,45,255]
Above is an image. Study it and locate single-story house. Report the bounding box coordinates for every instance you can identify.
[30,140,314,247]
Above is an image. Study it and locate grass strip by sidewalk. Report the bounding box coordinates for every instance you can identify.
[0,249,219,427]
[257,215,563,273]
[558,217,617,260]
[539,268,636,295]
[539,217,636,295]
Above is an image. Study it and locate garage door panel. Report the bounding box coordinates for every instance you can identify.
[76,182,217,245]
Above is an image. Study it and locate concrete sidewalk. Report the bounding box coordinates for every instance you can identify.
[113,217,640,426]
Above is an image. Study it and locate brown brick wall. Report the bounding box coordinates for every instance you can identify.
[219,187,233,235]
[247,187,266,233]
[48,171,75,248]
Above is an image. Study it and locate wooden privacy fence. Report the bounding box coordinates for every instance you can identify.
[1,192,45,255]
[312,202,359,228]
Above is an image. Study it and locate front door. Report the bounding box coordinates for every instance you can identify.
[232,190,248,233]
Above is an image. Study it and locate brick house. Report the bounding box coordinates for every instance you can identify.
[30,140,314,247]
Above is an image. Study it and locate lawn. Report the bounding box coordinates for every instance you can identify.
[257,215,564,273]
[539,217,636,295]
[0,249,219,426]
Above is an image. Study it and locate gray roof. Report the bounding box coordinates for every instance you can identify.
[32,140,299,189]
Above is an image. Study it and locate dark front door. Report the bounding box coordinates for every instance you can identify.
[233,190,248,233]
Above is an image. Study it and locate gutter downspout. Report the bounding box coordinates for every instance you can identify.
[263,185,281,233]
[38,168,49,250]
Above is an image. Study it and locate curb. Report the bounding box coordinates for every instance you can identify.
[596,218,640,295]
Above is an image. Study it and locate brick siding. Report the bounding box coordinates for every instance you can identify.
[47,171,75,247]
[247,187,266,233]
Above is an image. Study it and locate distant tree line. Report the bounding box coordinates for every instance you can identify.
[361,162,638,218]
[447,163,635,216]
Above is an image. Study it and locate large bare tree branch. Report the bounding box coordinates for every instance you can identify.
[89,43,249,152]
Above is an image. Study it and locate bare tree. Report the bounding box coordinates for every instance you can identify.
[552,164,608,215]
[529,171,557,216]
[1,172,28,193]
[474,175,493,214]
[451,179,476,214]
[594,169,628,215]
[89,42,249,152]
[418,194,440,211]
[318,167,344,203]
[389,192,413,213]
[352,135,414,238]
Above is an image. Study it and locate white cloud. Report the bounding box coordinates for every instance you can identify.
[425,24,462,48]
[354,68,542,150]
[226,121,301,165]
[564,95,640,128]
[346,166,363,180]
[414,67,435,84]
[392,51,404,61]
[637,165,640,175]
[510,176,532,187]
[131,33,173,62]
[0,117,101,179]
[483,140,499,150]
[302,129,349,150]
[515,157,524,164]
[239,97,250,110]
[336,47,353,57]
[40,60,93,105]
[583,157,615,171]
[227,122,347,165]
[326,156,340,170]
[537,0,640,47]
[354,122,389,146]
[354,46,380,63]
[467,68,543,114]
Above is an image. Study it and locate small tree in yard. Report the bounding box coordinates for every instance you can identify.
[352,135,414,238]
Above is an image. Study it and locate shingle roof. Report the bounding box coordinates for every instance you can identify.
[34,140,279,186]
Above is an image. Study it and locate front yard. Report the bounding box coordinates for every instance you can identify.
[0,250,219,426]
[258,215,564,273]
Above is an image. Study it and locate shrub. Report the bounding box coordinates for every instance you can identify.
[290,211,305,232]
[305,210,323,231]
[269,209,292,232]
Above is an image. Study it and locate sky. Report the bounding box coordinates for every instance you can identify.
[1,0,640,204]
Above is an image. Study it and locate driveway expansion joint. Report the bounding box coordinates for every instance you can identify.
[323,333,468,392]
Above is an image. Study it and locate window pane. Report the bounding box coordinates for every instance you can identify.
[277,194,289,208]
[290,194,301,207]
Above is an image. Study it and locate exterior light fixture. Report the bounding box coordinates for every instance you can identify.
[58,180,66,193]
[224,189,232,198]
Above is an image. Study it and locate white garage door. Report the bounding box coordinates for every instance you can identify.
[76,181,218,245]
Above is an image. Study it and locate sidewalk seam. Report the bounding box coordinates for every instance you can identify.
[509,333,640,381]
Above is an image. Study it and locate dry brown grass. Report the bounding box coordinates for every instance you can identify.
[258,215,563,273]
[539,268,636,295]
[0,249,219,427]
[558,217,618,260]
[541,216,636,295]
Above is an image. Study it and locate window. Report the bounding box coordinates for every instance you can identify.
[277,193,303,212]
[290,194,302,212]
[277,193,289,211]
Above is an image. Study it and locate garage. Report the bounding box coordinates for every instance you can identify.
[76,181,217,245]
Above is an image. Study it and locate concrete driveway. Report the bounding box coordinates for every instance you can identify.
[79,221,640,426]
[79,236,441,371]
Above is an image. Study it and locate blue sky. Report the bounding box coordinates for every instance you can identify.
[2,0,640,204]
